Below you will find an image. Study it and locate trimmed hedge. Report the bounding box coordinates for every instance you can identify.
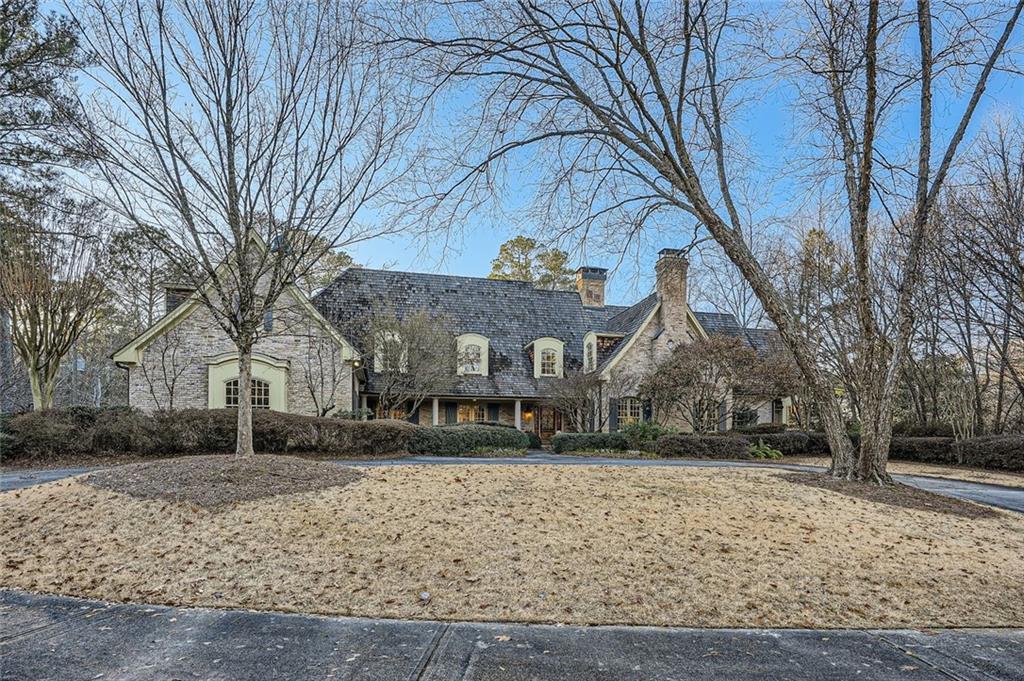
[409,423,529,456]
[889,436,956,465]
[750,431,809,456]
[551,432,628,453]
[654,433,752,459]
[955,435,1024,472]
[621,422,675,451]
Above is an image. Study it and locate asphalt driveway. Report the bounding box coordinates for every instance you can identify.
[3,590,1022,680]
[3,452,1023,512]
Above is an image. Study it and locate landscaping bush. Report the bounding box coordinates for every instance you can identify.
[888,437,956,465]
[751,431,809,456]
[526,430,542,449]
[621,422,675,451]
[653,433,752,459]
[804,431,831,455]
[736,423,786,435]
[749,440,783,459]
[152,409,239,453]
[550,432,629,453]
[90,407,159,454]
[409,423,530,456]
[3,408,99,460]
[892,420,955,437]
[954,435,1024,472]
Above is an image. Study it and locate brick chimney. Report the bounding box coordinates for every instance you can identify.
[655,248,689,337]
[575,266,607,307]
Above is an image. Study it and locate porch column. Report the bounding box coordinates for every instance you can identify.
[432,398,439,426]
[514,399,522,430]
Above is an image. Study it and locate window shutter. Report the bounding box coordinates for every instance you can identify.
[487,403,500,423]
[608,398,619,432]
[718,401,728,432]
[407,405,419,424]
[263,308,273,332]
[642,400,653,423]
[445,402,457,425]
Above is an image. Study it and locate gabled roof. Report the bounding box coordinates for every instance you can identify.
[692,311,782,354]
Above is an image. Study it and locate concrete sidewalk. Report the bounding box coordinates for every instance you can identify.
[3,590,1023,680]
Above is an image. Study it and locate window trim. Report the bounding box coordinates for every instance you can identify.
[531,337,564,378]
[224,377,272,410]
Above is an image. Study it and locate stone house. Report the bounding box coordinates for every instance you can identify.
[113,248,792,438]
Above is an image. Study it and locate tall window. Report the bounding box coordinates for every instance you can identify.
[458,403,486,423]
[585,341,595,371]
[540,348,557,376]
[618,397,642,426]
[225,378,270,409]
[462,344,482,374]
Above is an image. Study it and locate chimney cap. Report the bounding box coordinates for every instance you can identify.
[575,266,608,280]
[657,247,687,259]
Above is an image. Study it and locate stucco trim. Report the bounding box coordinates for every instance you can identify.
[456,333,490,376]
[206,352,290,412]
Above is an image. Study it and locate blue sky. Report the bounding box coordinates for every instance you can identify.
[347,27,1023,307]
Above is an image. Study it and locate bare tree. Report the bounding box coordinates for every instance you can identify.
[394,0,1022,481]
[550,368,637,432]
[75,0,418,455]
[0,196,107,409]
[302,328,346,417]
[364,305,458,419]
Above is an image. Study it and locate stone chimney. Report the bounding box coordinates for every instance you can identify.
[575,266,607,308]
[655,248,689,337]
[164,284,194,314]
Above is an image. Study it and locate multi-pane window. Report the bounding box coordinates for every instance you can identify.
[733,408,759,430]
[585,342,595,371]
[457,403,487,423]
[462,344,482,374]
[772,398,785,425]
[540,348,557,376]
[225,378,270,409]
[618,397,642,426]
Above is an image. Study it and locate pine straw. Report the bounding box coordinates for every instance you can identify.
[2,465,1023,628]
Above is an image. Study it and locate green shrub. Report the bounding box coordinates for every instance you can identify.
[892,420,955,437]
[954,435,1024,472]
[750,440,783,459]
[90,407,159,454]
[654,433,752,459]
[4,409,96,460]
[805,431,831,454]
[409,423,529,456]
[621,422,675,451]
[550,432,629,453]
[736,423,786,434]
[750,431,809,456]
[526,430,542,449]
[888,436,956,464]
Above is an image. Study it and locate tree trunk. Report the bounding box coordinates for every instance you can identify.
[28,361,56,410]
[236,345,255,457]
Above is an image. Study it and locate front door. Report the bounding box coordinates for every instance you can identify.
[537,405,562,442]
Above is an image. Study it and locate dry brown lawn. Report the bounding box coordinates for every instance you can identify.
[2,464,1023,628]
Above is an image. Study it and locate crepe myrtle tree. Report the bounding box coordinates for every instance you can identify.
[394,0,1023,482]
[75,0,420,455]
[363,305,459,420]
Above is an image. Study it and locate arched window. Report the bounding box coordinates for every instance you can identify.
[618,397,642,426]
[462,344,482,374]
[585,341,596,371]
[225,378,271,409]
[540,348,557,376]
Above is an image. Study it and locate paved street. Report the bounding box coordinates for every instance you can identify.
[5,453,1023,513]
[2,590,1023,680]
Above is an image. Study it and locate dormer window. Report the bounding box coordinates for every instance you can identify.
[540,349,557,376]
[530,337,564,378]
[463,344,482,373]
[457,333,489,375]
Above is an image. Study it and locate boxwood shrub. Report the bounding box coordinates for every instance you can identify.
[888,436,956,465]
[954,435,1024,472]
[749,431,809,456]
[550,432,629,453]
[409,423,529,456]
[653,433,752,459]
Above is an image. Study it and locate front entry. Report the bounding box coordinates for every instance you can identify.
[535,405,563,442]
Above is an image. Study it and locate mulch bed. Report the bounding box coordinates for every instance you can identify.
[84,454,363,508]
[780,472,999,519]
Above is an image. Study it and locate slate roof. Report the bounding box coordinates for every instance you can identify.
[311,268,775,399]
[692,311,783,355]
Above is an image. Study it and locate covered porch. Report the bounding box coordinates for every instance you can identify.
[364,395,565,442]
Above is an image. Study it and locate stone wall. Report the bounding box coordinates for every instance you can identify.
[127,288,352,416]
